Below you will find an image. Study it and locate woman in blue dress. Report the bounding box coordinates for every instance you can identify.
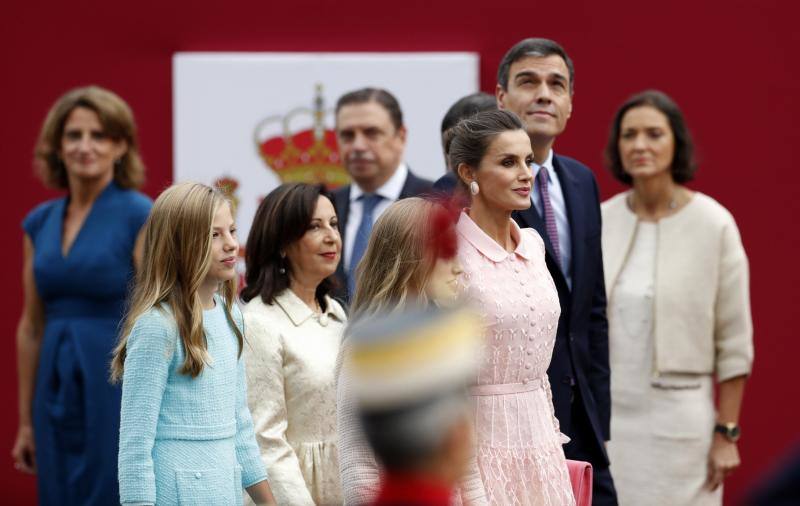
[13,86,152,505]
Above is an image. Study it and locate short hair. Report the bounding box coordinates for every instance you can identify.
[604,90,697,185]
[34,86,145,190]
[241,183,338,307]
[440,92,497,135]
[441,92,497,170]
[335,87,404,131]
[445,109,525,189]
[497,38,575,92]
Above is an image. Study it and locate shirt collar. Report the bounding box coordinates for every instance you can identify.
[350,162,408,202]
[275,289,346,327]
[456,211,532,262]
[531,149,555,181]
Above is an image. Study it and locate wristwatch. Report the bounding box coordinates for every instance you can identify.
[714,422,741,442]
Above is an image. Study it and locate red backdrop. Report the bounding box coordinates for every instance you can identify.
[2,0,797,503]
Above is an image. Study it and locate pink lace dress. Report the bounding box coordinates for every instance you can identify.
[456,212,575,506]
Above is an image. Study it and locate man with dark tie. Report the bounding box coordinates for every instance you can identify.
[497,38,618,505]
[331,88,433,300]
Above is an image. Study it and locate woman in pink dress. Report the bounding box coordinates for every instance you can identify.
[447,109,575,506]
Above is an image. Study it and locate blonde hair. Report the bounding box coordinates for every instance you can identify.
[351,198,442,319]
[110,182,242,381]
[35,86,145,190]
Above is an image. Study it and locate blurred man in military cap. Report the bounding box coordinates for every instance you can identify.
[344,306,482,506]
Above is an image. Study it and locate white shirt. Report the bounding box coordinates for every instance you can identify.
[344,163,408,270]
[530,150,572,288]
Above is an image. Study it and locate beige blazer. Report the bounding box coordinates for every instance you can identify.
[601,191,753,381]
[242,290,346,506]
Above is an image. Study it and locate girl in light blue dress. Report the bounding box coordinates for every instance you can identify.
[111,182,276,505]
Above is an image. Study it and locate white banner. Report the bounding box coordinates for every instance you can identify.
[173,52,479,244]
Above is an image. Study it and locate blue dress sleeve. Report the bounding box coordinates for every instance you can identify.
[125,191,153,240]
[118,309,176,505]
[22,200,57,241]
[232,303,269,488]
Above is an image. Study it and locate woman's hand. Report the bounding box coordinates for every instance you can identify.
[11,424,36,474]
[706,433,740,491]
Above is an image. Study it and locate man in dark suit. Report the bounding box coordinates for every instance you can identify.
[497,38,618,505]
[332,87,433,300]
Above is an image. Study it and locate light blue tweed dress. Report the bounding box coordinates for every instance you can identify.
[118,296,267,505]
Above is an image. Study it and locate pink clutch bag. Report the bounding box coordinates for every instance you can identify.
[566,459,593,506]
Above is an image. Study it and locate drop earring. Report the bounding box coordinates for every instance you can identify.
[279,252,286,274]
[469,181,480,196]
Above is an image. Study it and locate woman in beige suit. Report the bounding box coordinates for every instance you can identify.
[241,183,346,505]
[601,90,753,506]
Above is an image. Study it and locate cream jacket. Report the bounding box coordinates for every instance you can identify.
[601,192,753,381]
[242,290,346,506]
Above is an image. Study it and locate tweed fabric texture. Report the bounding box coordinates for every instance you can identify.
[118,296,267,505]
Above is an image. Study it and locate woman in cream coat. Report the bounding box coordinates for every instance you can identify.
[241,183,345,505]
[601,90,753,506]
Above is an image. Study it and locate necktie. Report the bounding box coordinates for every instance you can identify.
[537,167,561,268]
[348,193,384,296]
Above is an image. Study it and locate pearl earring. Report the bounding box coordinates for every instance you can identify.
[469,181,480,196]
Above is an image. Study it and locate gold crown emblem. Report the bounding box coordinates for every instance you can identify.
[254,84,349,189]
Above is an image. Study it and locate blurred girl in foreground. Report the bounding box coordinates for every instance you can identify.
[337,197,466,504]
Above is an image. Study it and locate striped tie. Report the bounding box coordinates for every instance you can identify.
[537,167,561,268]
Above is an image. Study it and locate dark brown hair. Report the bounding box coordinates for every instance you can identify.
[497,38,575,93]
[445,109,525,190]
[335,87,404,131]
[241,183,337,308]
[34,86,145,190]
[440,92,497,170]
[605,89,697,185]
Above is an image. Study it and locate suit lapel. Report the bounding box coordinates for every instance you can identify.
[514,206,554,257]
[334,185,351,234]
[513,202,568,290]
[399,167,417,199]
[333,185,352,288]
[553,155,584,300]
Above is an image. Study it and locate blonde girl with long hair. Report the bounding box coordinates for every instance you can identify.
[337,197,477,504]
[111,182,276,505]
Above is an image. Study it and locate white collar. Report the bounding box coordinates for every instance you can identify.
[350,162,408,202]
[274,289,346,327]
[531,150,555,180]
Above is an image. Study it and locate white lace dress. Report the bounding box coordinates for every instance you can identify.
[242,290,346,505]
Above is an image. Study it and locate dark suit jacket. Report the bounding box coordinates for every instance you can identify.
[512,154,611,467]
[332,169,434,301]
[432,171,458,194]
